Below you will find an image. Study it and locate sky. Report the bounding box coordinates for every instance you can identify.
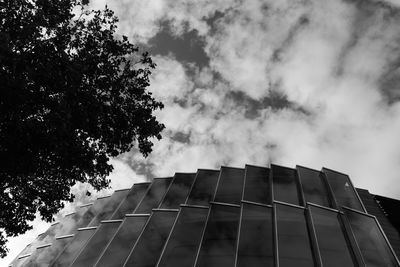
[3,0,400,264]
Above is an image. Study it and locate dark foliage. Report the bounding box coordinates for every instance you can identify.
[0,0,164,257]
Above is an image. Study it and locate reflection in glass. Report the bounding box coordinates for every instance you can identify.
[111,183,150,219]
[50,227,97,267]
[160,173,196,209]
[75,197,111,230]
[272,165,300,206]
[323,169,364,211]
[309,206,356,267]
[71,221,122,267]
[275,203,314,267]
[243,165,270,205]
[95,215,148,267]
[134,178,173,214]
[196,203,240,267]
[186,170,219,206]
[236,203,274,267]
[345,209,399,267]
[22,235,74,267]
[214,167,244,205]
[124,210,178,267]
[158,206,209,267]
[297,166,330,207]
[87,190,129,226]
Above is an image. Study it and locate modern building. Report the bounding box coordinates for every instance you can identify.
[8,164,400,266]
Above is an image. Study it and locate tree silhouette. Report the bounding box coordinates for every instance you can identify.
[0,0,164,257]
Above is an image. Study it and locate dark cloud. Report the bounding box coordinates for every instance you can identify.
[145,20,209,68]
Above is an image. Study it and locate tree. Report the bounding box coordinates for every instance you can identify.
[0,0,164,257]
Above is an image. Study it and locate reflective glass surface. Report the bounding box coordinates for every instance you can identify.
[23,236,74,267]
[95,216,148,267]
[157,206,209,267]
[71,221,121,267]
[160,173,196,209]
[275,203,314,267]
[213,167,244,205]
[236,203,274,267]
[75,197,111,230]
[309,206,355,267]
[272,165,300,206]
[50,227,96,267]
[186,170,219,206]
[111,183,150,219]
[134,178,172,214]
[323,169,364,211]
[297,166,330,207]
[87,190,129,226]
[124,210,178,267]
[196,204,240,267]
[242,165,270,205]
[345,209,399,267]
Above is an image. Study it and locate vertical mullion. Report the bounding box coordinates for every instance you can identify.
[305,206,324,267]
[234,203,244,267]
[193,205,212,267]
[272,204,279,267]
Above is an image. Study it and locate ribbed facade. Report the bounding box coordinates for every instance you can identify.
[8,164,400,267]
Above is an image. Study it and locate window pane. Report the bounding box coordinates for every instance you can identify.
[243,165,270,205]
[158,206,209,267]
[275,203,314,267]
[160,173,197,209]
[21,244,51,267]
[214,167,244,205]
[75,197,111,229]
[87,190,129,226]
[297,166,330,207]
[309,206,356,267]
[50,227,97,267]
[344,209,399,267]
[186,170,219,206]
[134,178,172,214]
[71,221,122,267]
[236,203,274,267]
[110,183,150,219]
[323,169,364,211]
[95,215,148,267]
[272,165,300,206]
[124,210,178,267]
[24,235,74,266]
[196,203,240,267]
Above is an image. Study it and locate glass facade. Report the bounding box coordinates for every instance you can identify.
[213,167,244,205]
[186,169,219,206]
[271,165,301,206]
[10,164,400,267]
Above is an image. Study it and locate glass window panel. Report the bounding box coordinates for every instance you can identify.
[186,170,219,206]
[134,178,173,214]
[243,165,270,205]
[272,165,300,205]
[236,203,274,267]
[23,236,74,267]
[71,221,121,267]
[297,166,330,207]
[309,206,356,267]
[50,227,96,267]
[323,169,364,211]
[87,190,129,226]
[160,173,196,209]
[275,203,314,267]
[344,209,399,267]
[158,206,209,267]
[110,183,150,219]
[75,197,111,229]
[95,215,148,267]
[196,204,240,267]
[124,210,178,267]
[213,167,244,205]
[21,244,51,267]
